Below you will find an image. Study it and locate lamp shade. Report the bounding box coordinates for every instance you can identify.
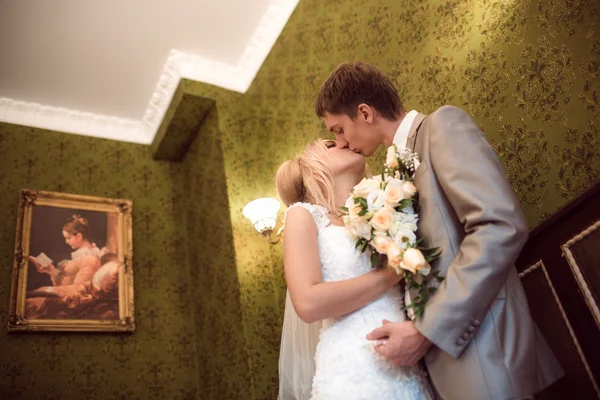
[243,198,281,233]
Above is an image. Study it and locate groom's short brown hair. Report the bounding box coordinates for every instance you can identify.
[316,62,403,120]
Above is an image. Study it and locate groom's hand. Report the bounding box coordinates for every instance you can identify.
[366,320,432,366]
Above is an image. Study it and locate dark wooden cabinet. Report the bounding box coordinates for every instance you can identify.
[516,181,600,399]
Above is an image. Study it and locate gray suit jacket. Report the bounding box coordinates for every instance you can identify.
[405,106,563,399]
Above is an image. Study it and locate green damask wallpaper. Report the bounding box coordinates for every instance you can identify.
[0,115,251,399]
[183,108,252,399]
[183,0,600,397]
[0,125,199,399]
[1,0,599,399]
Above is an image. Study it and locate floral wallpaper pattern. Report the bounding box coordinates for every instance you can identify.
[0,126,204,399]
[0,0,599,399]
[205,0,599,397]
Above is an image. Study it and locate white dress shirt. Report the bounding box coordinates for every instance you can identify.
[392,110,418,150]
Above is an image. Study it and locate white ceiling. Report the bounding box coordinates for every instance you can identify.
[0,0,298,143]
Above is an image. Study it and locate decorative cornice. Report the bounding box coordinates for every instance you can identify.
[0,97,148,143]
[0,0,299,144]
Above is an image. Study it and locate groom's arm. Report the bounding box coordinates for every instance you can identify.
[414,105,528,359]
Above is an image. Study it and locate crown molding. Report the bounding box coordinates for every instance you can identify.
[0,0,298,144]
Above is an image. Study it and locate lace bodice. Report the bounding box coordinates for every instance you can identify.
[285,203,431,399]
[286,202,373,282]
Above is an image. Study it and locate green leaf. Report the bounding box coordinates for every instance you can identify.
[400,199,413,209]
[361,241,368,253]
[428,287,437,294]
[358,208,369,216]
[341,206,349,212]
[371,253,379,268]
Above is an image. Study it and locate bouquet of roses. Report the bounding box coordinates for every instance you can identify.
[342,145,442,317]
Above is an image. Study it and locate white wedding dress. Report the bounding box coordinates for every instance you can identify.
[279,203,432,400]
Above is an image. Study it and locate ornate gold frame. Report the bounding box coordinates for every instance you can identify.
[7,189,135,332]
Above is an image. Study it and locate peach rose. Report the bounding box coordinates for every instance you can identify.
[387,243,403,274]
[353,178,379,198]
[370,206,394,231]
[371,232,392,255]
[402,248,428,275]
[384,179,405,206]
[402,181,417,199]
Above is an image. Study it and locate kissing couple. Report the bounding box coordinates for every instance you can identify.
[275,62,563,400]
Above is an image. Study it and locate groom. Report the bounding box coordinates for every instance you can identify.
[316,62,563,399]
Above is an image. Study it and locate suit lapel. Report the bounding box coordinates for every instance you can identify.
[405,112,427,152]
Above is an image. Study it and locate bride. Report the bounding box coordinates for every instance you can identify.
[275,139,432,400]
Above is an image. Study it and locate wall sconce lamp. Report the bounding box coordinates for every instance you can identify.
[243,198,283,244]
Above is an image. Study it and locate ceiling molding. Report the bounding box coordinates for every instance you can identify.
[0,0,298,145]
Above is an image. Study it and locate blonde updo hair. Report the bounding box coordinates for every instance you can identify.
[276,139,338,216]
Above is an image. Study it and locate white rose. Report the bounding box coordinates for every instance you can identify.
[367,189,386,211]
[387,243,403,274]
[384,179,405,206]
[392,223,417,249]
[402,248,428,275]
[394,212,418,232]
[371,232,392,255]
[349,219,372,240]
[386,146,399,169]
[387,178,404,187]
[401,205,415,214]
[370,207,394,231]
[373,174,391,185]
[343,215,351,226]
[402,181,417,199]
[353,178,379,198]
[388,221,401,237]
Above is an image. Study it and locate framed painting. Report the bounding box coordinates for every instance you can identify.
[7,189,134,332]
